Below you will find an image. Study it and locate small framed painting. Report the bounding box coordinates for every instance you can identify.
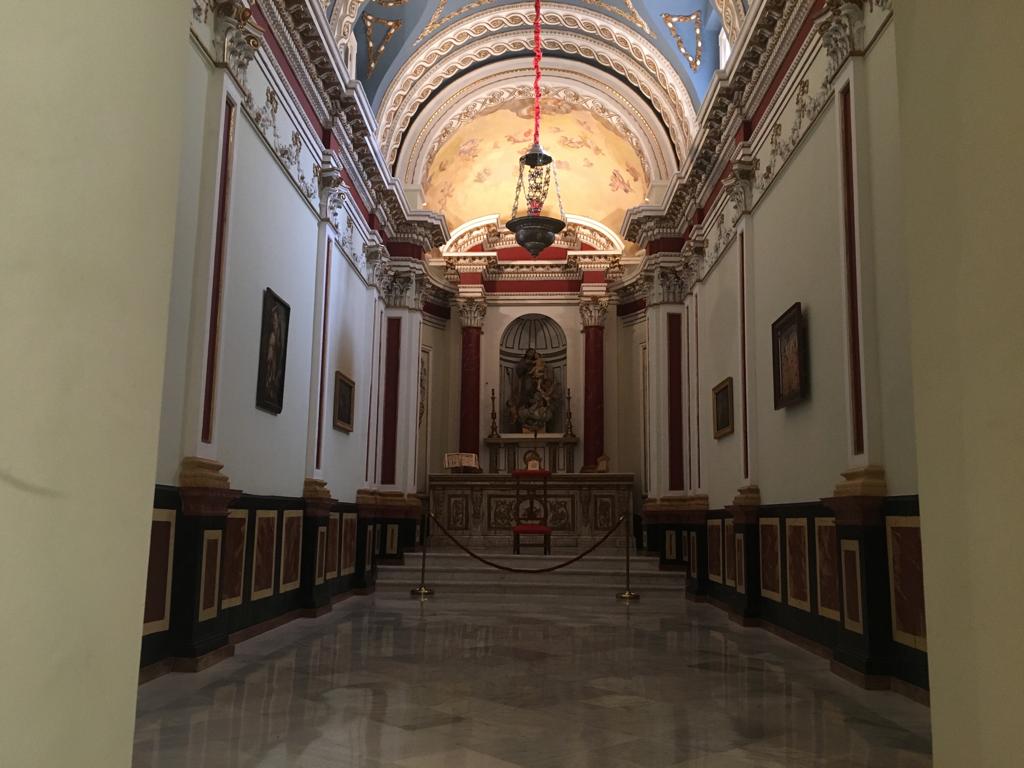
[712,377,734,439]
[256,288,290,414]
[333,371,355,432]
[771,302,809,409]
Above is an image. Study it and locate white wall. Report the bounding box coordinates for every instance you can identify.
[155,46,210,485]
[863,26,917,496]
[697,240,742,507]
[213,118,320,496]
[0,1,187,764]
[616,315,648,488]
[319,246,377,500]
[751,105,849,504]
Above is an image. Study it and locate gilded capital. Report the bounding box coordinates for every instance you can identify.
[456,298,486,328]
[579,298,609,328]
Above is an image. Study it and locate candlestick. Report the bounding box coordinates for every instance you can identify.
[565,387,575,437]
[488,387,500,437]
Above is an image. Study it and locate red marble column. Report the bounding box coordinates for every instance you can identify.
[580,299,608,470]
[457,300,486,455]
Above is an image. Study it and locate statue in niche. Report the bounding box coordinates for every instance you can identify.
[507,348,559,433]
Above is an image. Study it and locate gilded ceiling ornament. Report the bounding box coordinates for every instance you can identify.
[362,13,402,75]
[375,0,408,6]
[417,0,497,42]
[663,11,703,72]
[376,7,699,170]
[579,0,651,36]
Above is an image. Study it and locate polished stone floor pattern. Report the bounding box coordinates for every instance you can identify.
[134,594,932,767]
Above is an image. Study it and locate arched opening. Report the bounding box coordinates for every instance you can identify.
[498,314,567,434]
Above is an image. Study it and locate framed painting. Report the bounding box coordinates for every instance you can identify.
[333,371,355,432]
[771,302,809,409]
[255,288,290,414]
[712,376,734,438]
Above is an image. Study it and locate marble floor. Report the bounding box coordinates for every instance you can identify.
[134,594,932,767]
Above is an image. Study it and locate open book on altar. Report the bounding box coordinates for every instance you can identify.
[443,452,480,470]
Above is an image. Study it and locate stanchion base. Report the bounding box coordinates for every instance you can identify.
[616,590,640,600]
[410,586,434,597]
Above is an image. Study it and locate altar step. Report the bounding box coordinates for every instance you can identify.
[376,551,687,595]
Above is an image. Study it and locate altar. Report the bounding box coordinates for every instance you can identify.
[427,472,635,551]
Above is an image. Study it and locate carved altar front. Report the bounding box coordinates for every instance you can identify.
[428,473,635,550]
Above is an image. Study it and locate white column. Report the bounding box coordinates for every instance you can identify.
[0,1,187,764]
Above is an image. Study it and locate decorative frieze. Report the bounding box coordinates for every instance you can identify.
[317,153,349,228]
[817,0,866,81]
[213,0,263,105]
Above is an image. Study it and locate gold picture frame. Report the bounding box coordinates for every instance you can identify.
[333,371,355,432]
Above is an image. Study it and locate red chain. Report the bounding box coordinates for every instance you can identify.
[533,0,542,145]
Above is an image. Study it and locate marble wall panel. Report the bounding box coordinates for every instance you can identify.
[385,523,399,555]
[326,512,339,578]
[315,527,327,585]
[593,493,617,530]
[689,532,697,577]
[251,510,277,601]
[143,509,175,635]
[760,518,781,602]
[198,530,221,622]
[786,518,810,611]
[665,529,677,560]
[340,513,357,575]
[724,519,736,587]
[815,517,840,620]
[735,532,746,594]
[886,516,927,650]
[221,509,248,609]
[707,519,723,583]
[841,539,863,634]
[280,510,302,593]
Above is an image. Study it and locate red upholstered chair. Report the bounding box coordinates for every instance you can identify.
[510,465,552,555]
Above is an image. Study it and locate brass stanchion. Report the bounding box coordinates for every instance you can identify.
[617,513,639,600]
[410,505,434,597]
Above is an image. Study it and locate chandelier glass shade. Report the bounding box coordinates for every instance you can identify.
[506,0,566,256]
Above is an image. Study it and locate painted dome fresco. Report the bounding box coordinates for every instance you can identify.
[422,97,649,231]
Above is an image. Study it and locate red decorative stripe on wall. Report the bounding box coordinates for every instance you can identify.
[201,98,236,444]
[740,233,750,479]
[841,85,865,455]
[483,279,582,293]
[617,298,647,317]
[315,242,332,469]
[380,318,402,485]
[667,313,684,491]
[695,292,701,488]
[685,308,692,489]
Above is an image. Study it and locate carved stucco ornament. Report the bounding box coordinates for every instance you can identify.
[213,0,263,104]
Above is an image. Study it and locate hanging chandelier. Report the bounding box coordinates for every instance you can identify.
[506,0,566,257]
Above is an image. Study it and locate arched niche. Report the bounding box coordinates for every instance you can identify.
[499,314,567,434]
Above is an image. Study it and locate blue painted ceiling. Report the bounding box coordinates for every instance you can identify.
[341,1,730,109]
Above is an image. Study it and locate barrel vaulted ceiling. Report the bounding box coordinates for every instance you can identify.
[319,0,749,234]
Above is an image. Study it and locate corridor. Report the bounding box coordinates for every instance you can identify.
[134,595,932,767]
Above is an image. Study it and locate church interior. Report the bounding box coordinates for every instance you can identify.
[2,1,1022,766]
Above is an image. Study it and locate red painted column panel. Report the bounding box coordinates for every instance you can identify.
[582,325,605,469]
[380,318,401,485]
[459,326,482,454]
[667,313,684,490]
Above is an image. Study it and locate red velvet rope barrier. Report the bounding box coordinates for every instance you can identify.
[429,512,624,574]
[533,0,542,145]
